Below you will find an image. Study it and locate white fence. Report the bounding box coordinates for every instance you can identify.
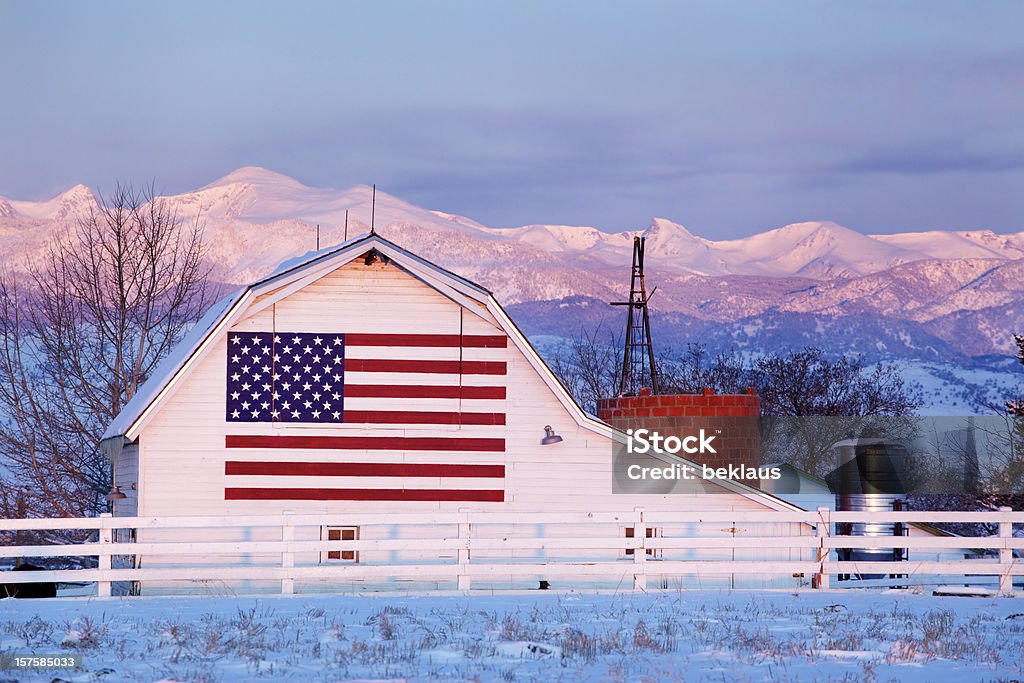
[1,507,1021,597]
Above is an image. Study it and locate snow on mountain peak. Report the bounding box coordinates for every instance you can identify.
[59,183,94,200]
[201,166,307,191]
[639,218,713,267]
[646,217,696,239]
[758,220,865,246]
[53,184,98,219]
[872,229,1024,260]
[1,166,1020,290]
[4,183,97,221]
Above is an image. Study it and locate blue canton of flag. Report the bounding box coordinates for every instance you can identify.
[226,332,345,423]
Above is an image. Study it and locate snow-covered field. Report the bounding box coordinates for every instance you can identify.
[893,359,1023,415]
[2,590,1022,682]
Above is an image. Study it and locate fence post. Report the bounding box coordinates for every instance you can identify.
[458,508,471,591]
[633,507,647,592]
[14,488,26,568]
[98,513,112,597]
[814,507,830,590]
[999,506,1013,595]
[281,512,295,595]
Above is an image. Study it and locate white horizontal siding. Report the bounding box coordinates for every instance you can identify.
[343,372,506,387]
[343,347,508,361]
[127,256,800,592]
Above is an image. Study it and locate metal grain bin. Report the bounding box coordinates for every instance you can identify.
[832,438,909,578]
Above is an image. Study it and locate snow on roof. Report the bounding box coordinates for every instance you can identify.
[101,287,246,443]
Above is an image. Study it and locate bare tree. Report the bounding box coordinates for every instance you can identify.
[941,334,1024,516]
[917,335,1024,520]
[659,343,750,395]
[752,347,921,417]
[908,379,1024,534]
[750,347,922,475]
[549,324,623,414]
[0,183,213,519]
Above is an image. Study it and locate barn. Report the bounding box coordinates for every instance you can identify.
[100,233,815,594]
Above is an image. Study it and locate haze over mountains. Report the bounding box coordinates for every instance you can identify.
[2,167,1022,411]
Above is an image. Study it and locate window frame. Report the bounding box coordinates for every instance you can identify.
[322,525,360,563]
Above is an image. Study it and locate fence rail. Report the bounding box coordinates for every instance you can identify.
[2,507,1020,597]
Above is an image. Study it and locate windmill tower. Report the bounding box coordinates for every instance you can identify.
[611,236,659,396]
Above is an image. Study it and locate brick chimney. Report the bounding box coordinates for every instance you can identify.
[597,388,760,469]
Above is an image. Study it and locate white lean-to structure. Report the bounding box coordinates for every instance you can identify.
[98,233,964,594]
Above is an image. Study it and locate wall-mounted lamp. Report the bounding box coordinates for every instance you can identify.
[362,248,391,266]
[541,425,563,445]
[105,486,127,502]
[105,482,136,502]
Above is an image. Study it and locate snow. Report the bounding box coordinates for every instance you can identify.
[0,168,1019,306]
[1,166,1022,380]
[4,184,97,220]
[199,166,309,192]
[170,169,494,242]
[873,230,1024,261]
[1,590,1021,682]
[100,287,245,442]
[3,167,1019,284]
[889,359,1024,415]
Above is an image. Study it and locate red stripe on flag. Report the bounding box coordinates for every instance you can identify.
[344,384,506,399]
[345,333,507,348]
[225,487,505,502]
[225,461,505,478]
[226,435,506,452]
[344,359,506,375]
[343,410,505,425]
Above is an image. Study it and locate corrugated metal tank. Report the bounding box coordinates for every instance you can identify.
[832,438,909,576]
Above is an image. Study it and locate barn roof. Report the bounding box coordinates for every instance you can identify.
[101,286,246,446]
[101,232,609,445]
[101,232,803,512]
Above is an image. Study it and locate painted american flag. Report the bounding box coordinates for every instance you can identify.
[226,332,345,423]
[224,331,509,502]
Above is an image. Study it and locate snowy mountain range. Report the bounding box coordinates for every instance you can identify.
[6,166,1023,280]
[2,167,1022,411]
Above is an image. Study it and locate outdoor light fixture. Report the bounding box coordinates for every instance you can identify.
[105,486,128,502]
[107,458,129,502]
[362,248,391,266]
[541,425,563,445]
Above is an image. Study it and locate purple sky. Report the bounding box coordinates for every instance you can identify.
[1,1,1022,238]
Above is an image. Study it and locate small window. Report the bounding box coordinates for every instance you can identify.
[624,527,660,557]
[323,526,359,562]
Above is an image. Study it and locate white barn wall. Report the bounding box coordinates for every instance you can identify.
[126,258,810,592]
